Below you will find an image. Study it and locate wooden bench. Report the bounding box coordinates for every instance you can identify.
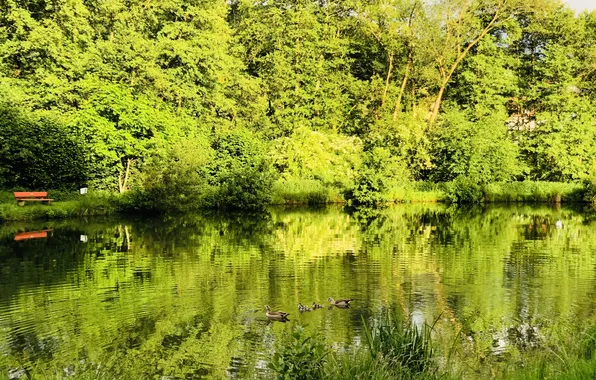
[14,192,53,206]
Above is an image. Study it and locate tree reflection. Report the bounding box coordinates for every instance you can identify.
[1,205,596,377]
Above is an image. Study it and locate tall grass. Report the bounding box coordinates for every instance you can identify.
[361,313,435,375]
[386,182,447,203]
[484,181,584,203]
[498,324,596,379]
[271,179,344,205]
[270,313,440,379]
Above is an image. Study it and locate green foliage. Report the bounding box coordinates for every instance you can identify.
[517,111,596,182]
[427,109,522,184]
[125,129,277,211]
[268,326,327,380]
[1,0,596,209]
[385,182,447,203]
[269,315,437,380]
[207,128,276,210]
[361,313,435,375]
[125,135,214,213]
[270,127,363,191]
[0,106,89,190]
[347,147,408,206]
[443,176,485,204]
[583,171,596,206]
[485,181,584,203]
[271,179,342,205]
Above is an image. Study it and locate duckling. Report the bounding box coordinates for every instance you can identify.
[312,302,323,309]
[265,305,289,320]
[298,303,311,312]
[328,297,352,308]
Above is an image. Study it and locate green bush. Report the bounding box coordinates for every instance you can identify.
[127,128,276,212]
[207,129,277,210]
[270,127,363,191]
[0,106,89,190]
[271,179,343,205]
[427,109,522,184]
[484,181,584,203]
[444,176,485,204]
[347,147,408,206]
[127,135,214,213]
[268,326,328,380]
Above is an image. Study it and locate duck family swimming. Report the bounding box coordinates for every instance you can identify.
[298,303,311,312]
[265,297,352,320]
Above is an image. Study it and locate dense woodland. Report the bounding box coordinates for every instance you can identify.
[1,0,595,210]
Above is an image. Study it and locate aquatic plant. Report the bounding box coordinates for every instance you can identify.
[268,326,328,380]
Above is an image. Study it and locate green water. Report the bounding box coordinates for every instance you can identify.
[1,204,596,379]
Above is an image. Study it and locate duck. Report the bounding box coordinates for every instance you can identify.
[265,305,289,320]
[298,303,311,312]
[328,297,352,307]
[312,302,323,309]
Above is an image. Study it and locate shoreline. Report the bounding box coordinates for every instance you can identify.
[0,180,589,222]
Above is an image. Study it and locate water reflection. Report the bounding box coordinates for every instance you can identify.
[1,205,596,378]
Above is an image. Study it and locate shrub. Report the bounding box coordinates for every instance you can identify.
[444,176,485,204]
[271,179,341,205]
[347,147,409,206]
[0,106,89,190]
[427,109,522,184]
[207,129,277,210]
[268,326,328,380]
[129,135,214,213]
[129,128,276,212]
[270,127,363,191]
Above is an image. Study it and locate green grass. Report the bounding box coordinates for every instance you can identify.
[0,192,119,222]
[271,179,345,205]
[484,181,585,203]
[0,181,590,222]
[386,182,447,203]
[491,323,596,379]
[270,313,442,380]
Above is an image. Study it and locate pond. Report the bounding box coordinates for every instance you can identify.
[1,204,596,378]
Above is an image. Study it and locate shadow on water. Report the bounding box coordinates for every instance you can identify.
[2,204,596,378]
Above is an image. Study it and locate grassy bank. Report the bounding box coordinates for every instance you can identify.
[270,314,440,380]
[271,315,596,380]
[270,179,586,206]
[0,192,120,222]
[0,180,590,222]
[484,181,585,203]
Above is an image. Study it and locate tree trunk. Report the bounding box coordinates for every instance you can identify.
[118,158,133,193]
[428,5,503,125]
[381,51,394,109]
[393,55,411,121]
[429,82,447,125]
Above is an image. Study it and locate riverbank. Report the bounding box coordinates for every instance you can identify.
[0,192,120,222]
[271,180,586,205]
[0,180,589,222]
[272,316,596,380]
